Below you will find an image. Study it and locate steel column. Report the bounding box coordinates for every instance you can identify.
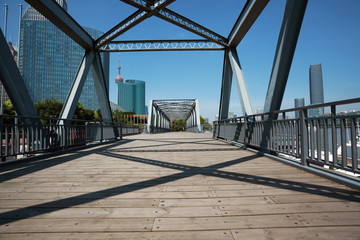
[263,0,308,115]
[0,29,39,121]
[91,52,113,122]
[147,100,153,133]
[218,49,233,120]
[228,48,253,116]
[195,98,201,132]
[58,51,94,122]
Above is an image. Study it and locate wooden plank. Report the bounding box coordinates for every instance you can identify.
[231,226,360,240]
[0,198,159,208]
[158,197,275,207]
[0,190,214,199]
[270,194,360,204]
[220,202,360,216]
[0,206,222,219]
[0,231,234,240]
[152,214,304,231]
[0,218,154,233]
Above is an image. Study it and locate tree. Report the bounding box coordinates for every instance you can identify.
[170,119,186,132]
[3,100,15,115]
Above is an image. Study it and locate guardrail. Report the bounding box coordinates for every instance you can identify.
[0,115,140,162]
[214,98,360,175]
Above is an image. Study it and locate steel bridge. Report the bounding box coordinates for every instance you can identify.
[0,0,359,238]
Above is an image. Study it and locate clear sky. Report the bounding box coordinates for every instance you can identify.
[1,0,360,121]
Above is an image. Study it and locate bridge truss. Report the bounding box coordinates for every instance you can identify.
[0,0,308,128]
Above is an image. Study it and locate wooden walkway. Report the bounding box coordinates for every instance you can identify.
[0,132,359,239]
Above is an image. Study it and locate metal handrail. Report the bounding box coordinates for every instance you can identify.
[214,98,360,175]
[0,115,140,162]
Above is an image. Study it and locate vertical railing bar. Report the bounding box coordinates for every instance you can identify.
[309,119,314,160]
[11,124,14,155]
[324,118,329,165]
[340,118,347,168]
[316,119,321,161]
[21,123,24,154]
[0,119,3,158]
[5,125,9,157]
[350,117,357,171]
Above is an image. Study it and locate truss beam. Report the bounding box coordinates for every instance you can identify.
[120,0,228,46]
[96,0,175,49]
[228,48,253,115]
[228,0,270,47]
[263,0,308,115]
[91,52,114,122]
[0,29,39,122]
[99,39,224,52]
[25,0,94,50]
[218,49,233,120]
[58,51,94,123]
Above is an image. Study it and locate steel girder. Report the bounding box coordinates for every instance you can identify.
[25,0,94,50]
[95,0,175,49]
[58,51,95,123]
[218,49,233,120]
[99,39,224,52]
[263,0,308,115]
[0,30,39,124]
[119,0,227,46]
[228,0,270,47]
[91,52,114,122]
[228,48,253,116]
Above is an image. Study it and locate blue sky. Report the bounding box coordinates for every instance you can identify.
[1,0,360,121]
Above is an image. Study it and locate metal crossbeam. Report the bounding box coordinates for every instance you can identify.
[25,0,94,50]
[120,0,228,46]
[228,0,270,47]
[100,39,224,52]
[96,0,175,49]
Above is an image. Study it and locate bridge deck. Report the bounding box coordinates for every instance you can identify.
[0,132,359,239]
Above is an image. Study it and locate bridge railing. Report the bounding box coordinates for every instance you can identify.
[214,98,360,175]
[0,115,140,162]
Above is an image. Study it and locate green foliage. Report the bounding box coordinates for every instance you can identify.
[2,98,142,126]
[3,100,15,115]
[35,98,63,119]
[170,119,186,132]
[200,115,212,131]
[34,98,97,124]
[112,109,129,125]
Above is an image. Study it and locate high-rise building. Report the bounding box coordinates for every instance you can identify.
[117,80,145,114]
[115,55,145,114]
[19,0,109,110]
[294,98,305,119]
[309,64,324,116]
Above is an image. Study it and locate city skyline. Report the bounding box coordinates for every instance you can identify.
[1,0,359,121]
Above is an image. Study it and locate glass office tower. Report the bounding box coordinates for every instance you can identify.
[309,64,324,116]
[117,80,145,114]
[19,0,109,110]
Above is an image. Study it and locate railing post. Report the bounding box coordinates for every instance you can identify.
[120,123,123,140]
[300,108,308,166]
[64,120,68,150]
[0,117,4,162]
[101,122,104,142]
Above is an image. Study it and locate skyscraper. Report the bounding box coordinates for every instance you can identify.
[309,64,324,116]
[117,80,145,114]
[19,0,109,110]
[115,55,145,114]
